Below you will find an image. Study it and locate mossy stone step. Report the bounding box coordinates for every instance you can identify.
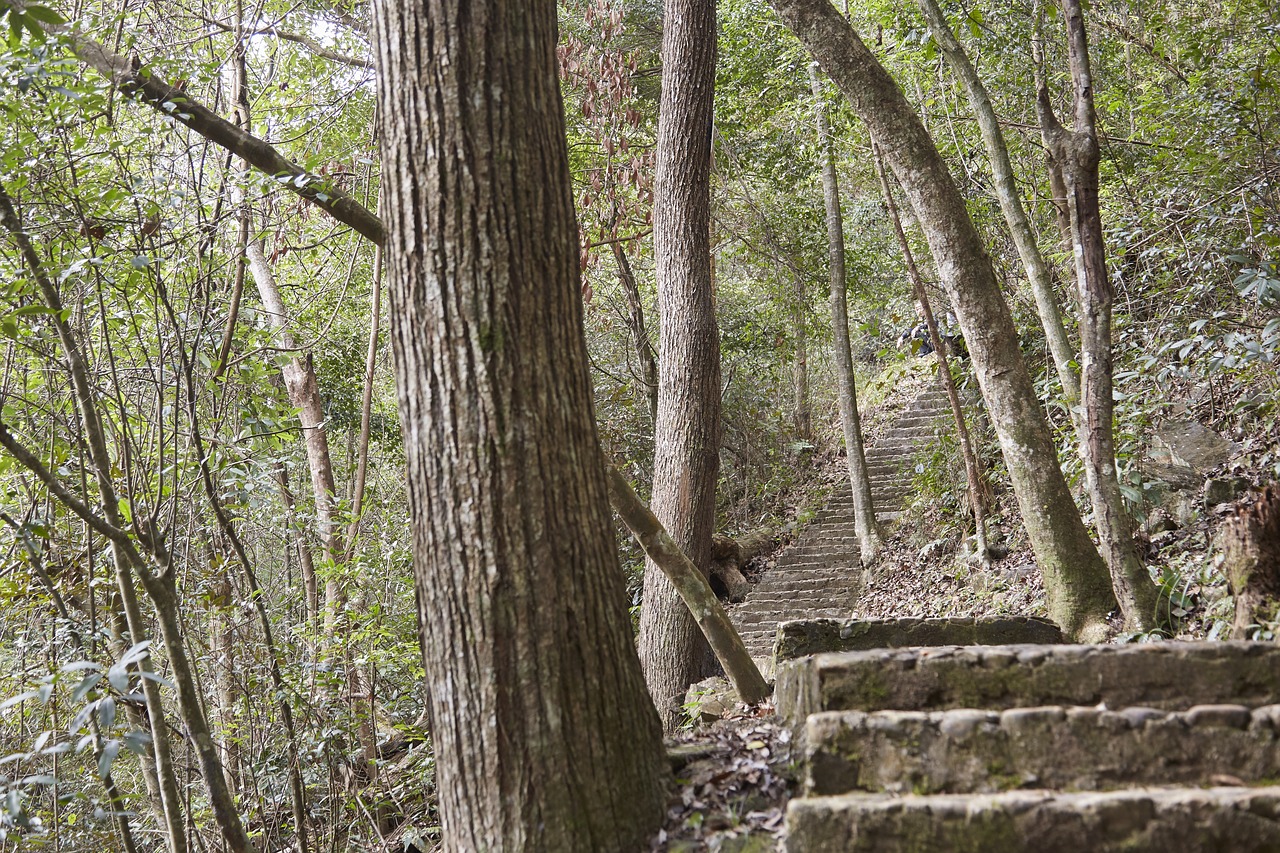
[804,703,1280,796]
[774,617,1064,661]
[785,787,1280,852]
[777,641,1280,724]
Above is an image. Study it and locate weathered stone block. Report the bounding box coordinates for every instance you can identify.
[776,642,1280,725]
[804,704,1280,795]
[1151,420,1238,472]
[773,617,1064,661]
[1205,476,1252,507]
[785,788,1280,852]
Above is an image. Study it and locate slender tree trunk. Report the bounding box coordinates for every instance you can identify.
[612,242,660,424]
[769,0,1118,640]
[791,270,812,440]
[140,568,254,853]
[637,0,723,727]
[0,184,190,853]
[345,247,382,559]
[917,0,1081,411]
[3,512,142,853]
[208,568,242,793]
[247,243,344,580]
[371,1,669,849]
[1038,0,1159,630]
[274,460,319,625]
[605,463,769,705]
[872,145,989,560]
[808,62,883,563]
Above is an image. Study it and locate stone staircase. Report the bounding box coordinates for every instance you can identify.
[776,639,1280,850]
[728,385,951,659]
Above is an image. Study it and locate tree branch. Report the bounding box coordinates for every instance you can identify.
[198,14,373,70]
[12,0,385,244]
[0,420,132,545]
[604,460,769,705]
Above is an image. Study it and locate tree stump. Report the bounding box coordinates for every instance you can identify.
[709,530,775,602]
[1223,486,1280,639]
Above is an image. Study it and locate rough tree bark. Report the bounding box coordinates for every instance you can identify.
[917,0,1081,412]
[637,0,723,728]
[371,1,669,848]
[808,61,882,564]
[605,464,769,705]
[769,0,1118,640]
[1223,487,1280,640]
[1038,0,1161,630]
[872,145,989,560]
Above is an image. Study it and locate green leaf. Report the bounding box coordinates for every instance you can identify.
[0,690,39,712]
[106,664,129,693]
[119,641,151,667]
[97,739,121,778]
[138,670,174,689]
[71,672,102,703]
[97,696,116,730]
[22,5,65,26]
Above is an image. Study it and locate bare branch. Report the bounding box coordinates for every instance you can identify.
[199,14,373,70]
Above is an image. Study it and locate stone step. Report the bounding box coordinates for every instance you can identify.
[750,581,855,598]
[740,609,849,626]
[804,703,1280,796]
[735,609,851,629]
[777,641,1280,724]
[785,787,1280,852]
[774,617,1064,662]
[782,548,858,563]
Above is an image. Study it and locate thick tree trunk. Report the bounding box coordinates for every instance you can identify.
[769,0,1118,640]
[637,0,723,728]
[371,1,669,849]
[872,145,989,560]
[917,0,1081,412]
[606,464,769,705]
[808,62,882,563]
[1039,0,1160,631]
[612,242,660,423]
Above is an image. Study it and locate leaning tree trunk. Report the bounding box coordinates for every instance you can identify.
[1038,0,1160,631]
[605,464,769,706]
[637,0,723,729]
[769,0,1117,640]
[808,61,882,564]
[872,145,989,561]
[370,1,669,849]
[917,0,1081,413]
[612,242,660,424]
